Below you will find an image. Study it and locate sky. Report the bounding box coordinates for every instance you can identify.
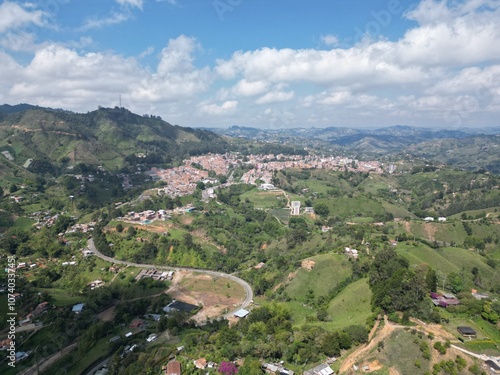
[0,0,500,129]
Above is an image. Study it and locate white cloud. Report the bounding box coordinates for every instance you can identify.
[0,31,38,51]
[138,46,155,59]
[199,100,238,115]
[0,1,47,33]
[255,90,294,105]
[132,35,212,102]
[116,0,144,9]
[2,1,500,128]
[80,12,130,31]
[321,34,339,47]
[231,79,269,97]
[5,36,213,116]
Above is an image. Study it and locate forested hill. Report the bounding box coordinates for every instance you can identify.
[0,106,228,173]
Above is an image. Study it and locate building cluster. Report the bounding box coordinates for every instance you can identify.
[119,210,171,224]
[118,206,195,224]
[148,153,385,199]
[430,292,460,308]
[29,211,62,230]
[153,165,210,197]
[65,222,96,234]
[344,247,359,259]
[135,268,175,281]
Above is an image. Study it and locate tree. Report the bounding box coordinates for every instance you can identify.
[447,272,464,294]
[426,268,438,292]
[0,185,3,197]
[9,183,18,194]
[313,203,330,217]
[127,226,136,237]
[219,361,238,375]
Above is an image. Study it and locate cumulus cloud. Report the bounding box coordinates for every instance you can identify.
[79,11,130,31]
[0,1,47,32]
[198,100,238,115]
[321,34,340,47]
[2,0,500,127]
[116,0,144,9]
[5,35,212,116]
[231,79,269,97]
[256,90,294,105]
[132,35,212,102]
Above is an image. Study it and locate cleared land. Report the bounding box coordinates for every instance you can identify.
[167,270,246,323]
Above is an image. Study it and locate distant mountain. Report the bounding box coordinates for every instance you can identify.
[0,105,227,174]
[209,124,500,172]
[0,103,43,114]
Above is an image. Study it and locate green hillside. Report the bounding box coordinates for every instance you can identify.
[397,244,499,290]
[285,253,352,301]
[0,106,227,173]
[326,278,372,330]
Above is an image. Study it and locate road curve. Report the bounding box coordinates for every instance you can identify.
[87,238,253,319]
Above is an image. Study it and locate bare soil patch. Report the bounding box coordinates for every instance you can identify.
[179,215,194,225]
[301,259,316,270]
[167,271,245,324]
[97,305,116,322]
[423,223,437,241]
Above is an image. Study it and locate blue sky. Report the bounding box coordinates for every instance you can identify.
[1,0,500,128]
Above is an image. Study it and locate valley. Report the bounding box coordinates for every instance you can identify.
[0,106,499,375]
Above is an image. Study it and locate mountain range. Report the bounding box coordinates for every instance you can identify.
[0,105,227,178]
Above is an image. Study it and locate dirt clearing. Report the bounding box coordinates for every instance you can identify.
[167,270,245,324]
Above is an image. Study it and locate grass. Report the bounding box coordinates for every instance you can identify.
[380,201,414,219]
[314,196,386,220]
[241,189,286,209]
[377,330,431,374]
[38,288,82,307]
[442,317,500,355]
[180,273,245,299]
[45,335,112,375]
[407,220,467,243]
[397,244,498,289]
[269,208,291,224]
[287,278,373,331]
[12,216,36,230]
[285,254,352,301]
[0,210,13,228]
[325,278,372,330]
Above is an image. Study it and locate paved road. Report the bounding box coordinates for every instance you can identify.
[87,238,253,318]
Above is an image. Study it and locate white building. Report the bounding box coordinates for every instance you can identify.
[291,201,301,216]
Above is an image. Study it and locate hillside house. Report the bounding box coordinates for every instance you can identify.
[164,360,181,375]
[163,300,198,314]
[486,360,500,374]
[194,358,207,369]
[129,319,145,328]
[262,363,294,375]
[72,303,85,314]
[345,247,358,259]
[303,363,334,375]
[430,293,460,307]
[233,309,250,318]
[457,326,477,338]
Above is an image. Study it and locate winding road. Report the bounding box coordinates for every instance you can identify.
[87,238,253,318]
